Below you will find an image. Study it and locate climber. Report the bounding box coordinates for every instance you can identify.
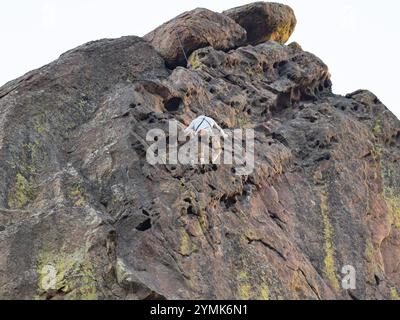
[182,115,228,164]
[183,115,228,138]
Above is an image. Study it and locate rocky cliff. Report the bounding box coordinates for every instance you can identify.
[0,2,399,300]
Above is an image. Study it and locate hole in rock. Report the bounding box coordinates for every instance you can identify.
[164,97,182,112]
[136,219,152,231]
[187,206,196,216]
[221,194,237,209]
[278,60,288,67]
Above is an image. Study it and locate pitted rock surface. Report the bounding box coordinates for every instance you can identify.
[0,2,399,300]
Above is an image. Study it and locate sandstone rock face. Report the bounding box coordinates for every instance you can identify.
[144,8,247,68]
[223,2,297,45]
[1,3,400,300]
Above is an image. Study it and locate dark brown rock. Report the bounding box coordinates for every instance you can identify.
[143,8,247,68]
[0,4,399,301]
[223,2,297,45]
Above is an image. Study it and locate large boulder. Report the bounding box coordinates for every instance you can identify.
[223,2,297,45]
[1,3,400,301]
[143,8,247,68]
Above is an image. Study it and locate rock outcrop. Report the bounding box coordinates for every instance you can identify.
[223,2,297,45]
[144,8,247,68]
[0,2,399,300]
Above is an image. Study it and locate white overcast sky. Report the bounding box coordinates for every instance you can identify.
[1,0,399,119]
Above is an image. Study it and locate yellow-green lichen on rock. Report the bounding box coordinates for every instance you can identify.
[259,283,270,300]
[36,249,97,300]
[373,118,382,137]
[390,287,400,300]
[8,173,33,208]
[188,52,204,70]
[69,184,86,207]
[236,114,251,128]
[378,158,400,228]
[179,228,192,256]
[364,239,382,285]
[320,188,340,291]
[34,122,45,134]
[237,271,252,300]
[384,188,400,229]
[14,138,45,177]
[269,23,294,44]
[365,240,375,263]
[7,138,45,182]
[236,269,271,300]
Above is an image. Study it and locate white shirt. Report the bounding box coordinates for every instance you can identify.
[184,115,225,136]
